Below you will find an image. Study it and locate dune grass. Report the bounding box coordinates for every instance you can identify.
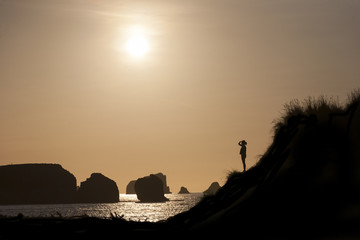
[272,89,360,136]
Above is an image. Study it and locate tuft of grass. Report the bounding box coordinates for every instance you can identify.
[110,212,125,220]
[272,88,360,136]
[346,88,360,108]
[273,95,342,134]
[225,169,240,181]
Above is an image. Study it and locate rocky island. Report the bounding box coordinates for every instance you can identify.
[178,186,190,194]
[126,172,171,194]
[76,173,119,203]
[0,164,77,204]
[0,164,119,204]
[134,174,169,202]
[153,173,171,194]
[125,180,136,194]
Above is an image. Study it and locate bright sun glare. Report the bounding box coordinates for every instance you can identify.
[125,27,149,58]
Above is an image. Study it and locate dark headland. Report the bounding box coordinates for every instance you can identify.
[0,164,119,205]
[1,91,360,239]
[0,163,77,204]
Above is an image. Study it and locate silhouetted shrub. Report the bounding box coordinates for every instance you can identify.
[346,88,360,108]
[274,95,343,135]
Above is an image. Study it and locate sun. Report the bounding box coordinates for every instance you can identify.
[125,28,149,58]
[126,35,149,57]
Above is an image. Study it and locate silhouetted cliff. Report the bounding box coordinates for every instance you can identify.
[127,172,171,194]
[0,164,119,204]
[154,173,171,194]
[76,173,119,203]
[126,180,136,194]
[0,164,76,204]
[178,186,190,194]
[135,174,169,202]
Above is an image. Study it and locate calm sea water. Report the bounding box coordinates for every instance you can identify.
[0,193,203,222]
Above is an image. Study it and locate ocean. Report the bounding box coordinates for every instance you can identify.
[0,193,203,222]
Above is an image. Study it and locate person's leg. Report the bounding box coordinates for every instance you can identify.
[242,155,246,171]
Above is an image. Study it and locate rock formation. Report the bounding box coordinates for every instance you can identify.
[203,182,220,196]
[0,163,77,204]
[0,164,120,204]
[76,173,119,203]
[127,172,171,194]
[126,180,136,194]
[134,174,169,202]
[178,186,190,194]
[153,173,171,194]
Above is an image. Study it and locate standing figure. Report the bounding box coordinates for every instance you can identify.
[238,140,247,172]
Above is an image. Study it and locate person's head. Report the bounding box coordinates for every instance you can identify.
[241,140,247,145]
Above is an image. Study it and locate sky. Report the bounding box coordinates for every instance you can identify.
[0,0,359,193]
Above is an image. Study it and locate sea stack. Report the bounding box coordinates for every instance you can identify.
[135,174,169,202]
[178,186,190,194]
[154,173,171,194]
[126,180,136,194]
[76,173,119,203]
[127,172,171,194]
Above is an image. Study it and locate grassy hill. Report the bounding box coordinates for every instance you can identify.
[166,89,360,237]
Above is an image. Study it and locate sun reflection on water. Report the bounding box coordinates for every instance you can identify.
[0,193,203,222]
[118,193,202,222]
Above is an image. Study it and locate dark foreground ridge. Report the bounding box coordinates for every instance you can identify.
[1,92,360,239]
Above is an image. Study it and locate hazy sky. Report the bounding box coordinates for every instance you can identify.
[1,0,359,192]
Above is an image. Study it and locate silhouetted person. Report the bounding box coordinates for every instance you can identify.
[238,140,247,171]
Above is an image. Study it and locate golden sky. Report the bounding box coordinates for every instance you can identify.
[1,0,359,192]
